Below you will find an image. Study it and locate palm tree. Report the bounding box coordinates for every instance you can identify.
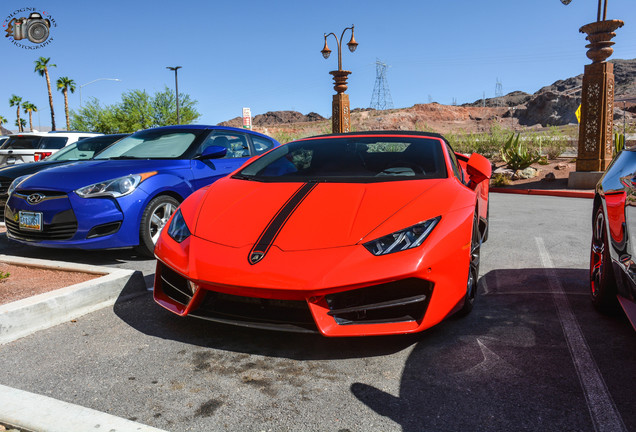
[0,115,7,131]
[34,57,57,131]
[56,77,76,131]
[23,102,38,132]
[15,118,26,131]
[9,95,23,132]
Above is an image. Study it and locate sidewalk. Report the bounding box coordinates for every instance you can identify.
[0,251,162,431]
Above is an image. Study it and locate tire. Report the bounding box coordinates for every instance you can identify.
[481,198,490,243]
[457,211,480,317]
[590,205,619,314]
[136,195,180,257]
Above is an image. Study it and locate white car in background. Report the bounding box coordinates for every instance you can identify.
[0,131,103,166]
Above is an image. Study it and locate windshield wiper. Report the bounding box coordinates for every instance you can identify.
[103,156,140,160]
[232,174,261,181]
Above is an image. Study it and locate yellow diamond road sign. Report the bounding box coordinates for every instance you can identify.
[575,104,581,123]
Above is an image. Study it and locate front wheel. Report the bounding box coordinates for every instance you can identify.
[136,195,180,257]
[590,205,619,314]
[457,212,480,317]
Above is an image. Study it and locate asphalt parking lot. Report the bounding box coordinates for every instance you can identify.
[0,193,634,432]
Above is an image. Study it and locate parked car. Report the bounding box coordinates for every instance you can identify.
[590,149,636,330]
[0,131,103,166]
[153,131,491,336]
[0,134,129,219]
[4,125,280,256]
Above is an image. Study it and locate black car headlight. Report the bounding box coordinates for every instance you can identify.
[167,209,191,243]
[363,216,440,256]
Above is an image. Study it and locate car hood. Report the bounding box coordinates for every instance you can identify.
[16,159,188,192]
[0,160,72,180]
[194,177,460,250]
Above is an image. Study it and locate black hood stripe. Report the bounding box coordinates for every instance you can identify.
[248,182,317,265]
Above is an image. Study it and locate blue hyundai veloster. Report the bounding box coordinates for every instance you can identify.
[4,125,280,256]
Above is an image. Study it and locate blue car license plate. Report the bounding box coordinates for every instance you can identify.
[19,211,43,231]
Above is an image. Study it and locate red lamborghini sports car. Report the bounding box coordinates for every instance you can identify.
[153,131,492,337]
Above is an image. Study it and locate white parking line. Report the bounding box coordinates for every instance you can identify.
[535,237,627,432]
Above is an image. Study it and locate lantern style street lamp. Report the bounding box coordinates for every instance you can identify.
[321,25,358,133]
[563,0,624,188]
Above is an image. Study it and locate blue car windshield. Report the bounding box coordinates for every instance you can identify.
[235,136,448,183]
[94,130,198,159]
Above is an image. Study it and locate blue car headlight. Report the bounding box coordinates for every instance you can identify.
[167,209,191,243]
[7,174,33,197]
[75,172,156,198]
[363,216,440,256]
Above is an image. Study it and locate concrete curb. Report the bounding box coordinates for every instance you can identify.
[490,187,595,199]
[0,384,168,432]
[0,254,144,345]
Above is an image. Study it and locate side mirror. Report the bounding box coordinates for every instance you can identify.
[200,145,227,159]
[466,153,492,186]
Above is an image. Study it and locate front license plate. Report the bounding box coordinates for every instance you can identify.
[19,211,43,231]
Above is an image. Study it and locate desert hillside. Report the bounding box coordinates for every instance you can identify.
[219,58,636,141]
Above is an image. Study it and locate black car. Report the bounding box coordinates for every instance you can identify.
[591,148,636,330]
[0,133,128,219]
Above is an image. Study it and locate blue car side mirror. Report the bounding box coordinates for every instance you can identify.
[200,145,227,159]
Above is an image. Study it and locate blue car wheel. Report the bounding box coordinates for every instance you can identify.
[137,195,180,257]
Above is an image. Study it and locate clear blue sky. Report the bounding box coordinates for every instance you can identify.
[2,0,635,131]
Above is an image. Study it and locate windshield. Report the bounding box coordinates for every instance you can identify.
[235,136,448,183]
[48,135,125,161]
[94,130,199,159]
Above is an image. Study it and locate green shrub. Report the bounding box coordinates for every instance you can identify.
[500,133,542,171]
[614,132,625,156]
[490,173,511,186]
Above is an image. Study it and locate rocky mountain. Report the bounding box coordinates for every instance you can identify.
[221,58,635,135]
[219,110,325,128]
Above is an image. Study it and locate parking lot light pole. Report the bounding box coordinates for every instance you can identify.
[79,78,121,107]
[166,66,182,125]
[321,25,358,133]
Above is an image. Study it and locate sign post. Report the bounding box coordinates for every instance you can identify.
[242,107,252,130]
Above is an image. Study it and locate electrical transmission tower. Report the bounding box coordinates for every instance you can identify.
[495,78,503,107]
[369,59,394,110]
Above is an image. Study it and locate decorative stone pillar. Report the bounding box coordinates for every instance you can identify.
[569,19,623,188]
[330,70,351,134]
[576,61,615,172]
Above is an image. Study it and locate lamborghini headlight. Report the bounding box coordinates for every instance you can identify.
[75,172,156,198]
[363,216,440,256]
[167,209,191,243]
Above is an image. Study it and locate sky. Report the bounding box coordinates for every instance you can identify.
[1,0,636,132]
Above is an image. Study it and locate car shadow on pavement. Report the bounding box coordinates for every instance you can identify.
[0,232,154,265]
[112,289,422,361]
[350,268,636,432]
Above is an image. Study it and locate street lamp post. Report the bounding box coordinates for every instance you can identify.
[562,0,623,188]
[166,66,182,125]
[79,78,121,106]
[321,25,358,134]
